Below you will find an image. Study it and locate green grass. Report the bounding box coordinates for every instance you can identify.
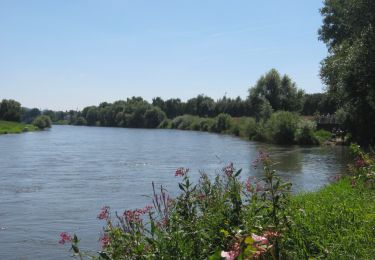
[0,120,39,134]
[314,129,332,143]
[286,179,375,258]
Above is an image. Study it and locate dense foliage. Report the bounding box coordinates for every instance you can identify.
[33,115,52,130]
[160,111,321,145]
[248,69,304,113]
[319,0,375,144]
[0,99,22,122]
[61,149,375,259]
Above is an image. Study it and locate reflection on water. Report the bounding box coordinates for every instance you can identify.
[0,126,349,259]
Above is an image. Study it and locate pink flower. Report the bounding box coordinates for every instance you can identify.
[175,167,189,177]
[220,242,240,260]
[100,234,110,248]
[220,250,236,260]
[97,206,110,220]
[223,162,234,177]
[123,205,153,223]
[246,177,253,192]
[59,232,72,245]
[252,233,268,245]
[263,230,280,239]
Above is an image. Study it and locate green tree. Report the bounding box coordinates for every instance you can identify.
[21,108,41,123]
[0,99,21,122]
[144,107,166,128]
[319,0,375,144]
[85,107,98,126]
[213,113,232,133]
[248,69,303,112]
[42,110,56,122]
[267,111,299,144]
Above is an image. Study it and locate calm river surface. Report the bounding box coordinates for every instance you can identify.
[0,125,349,259]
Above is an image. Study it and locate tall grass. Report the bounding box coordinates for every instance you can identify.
[285,179,375,258]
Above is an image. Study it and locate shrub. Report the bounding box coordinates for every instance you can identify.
[171,115,195,130]
[295,120,319,145]
[32,115,52,129]
[251,121,269,142]
[245,117,258,140]
[230,124,240,136]
[199,118,215,132]
[267,111,299,144]
[212,113,232,133]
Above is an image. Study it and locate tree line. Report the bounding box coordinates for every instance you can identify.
[27,69,335,129]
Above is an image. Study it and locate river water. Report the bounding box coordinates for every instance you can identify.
[0,125,349,259]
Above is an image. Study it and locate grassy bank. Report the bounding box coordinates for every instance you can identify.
[0,120,38,134]
[286,179,375,258]
[60,147,374,259]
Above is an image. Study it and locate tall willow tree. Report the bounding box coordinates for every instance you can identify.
[319,0,375,144]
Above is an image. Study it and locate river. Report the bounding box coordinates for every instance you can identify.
[0,125,349,259]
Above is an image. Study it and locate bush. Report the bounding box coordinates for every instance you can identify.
[245,117,258,140]
[199,118,215,132]
[295,120,319,145]
[267,111,299,144]
[212,113,232,133]
[251,121,269,142]
[32,115,52,129]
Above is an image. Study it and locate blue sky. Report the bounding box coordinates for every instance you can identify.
[0,1,327,110]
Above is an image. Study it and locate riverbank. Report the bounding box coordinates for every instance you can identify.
[0,120,38,134]
[61,147,374,259]
[287,178,375,258]
[159,113,332,145]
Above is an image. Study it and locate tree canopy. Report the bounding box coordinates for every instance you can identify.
[319,0,375,144]
[248,69,304,113]
[0,99,22,122]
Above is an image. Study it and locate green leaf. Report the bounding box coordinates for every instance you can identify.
[234,169,242,177]
[178,183,185,191]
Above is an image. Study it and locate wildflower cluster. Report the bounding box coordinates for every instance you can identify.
[97,206,110,220]
[175,167,189,177]
[223,162,234,176]
[348,144,375,188]
[61,153,293,259]
[123,205,153,224]
[58,232,72,245]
